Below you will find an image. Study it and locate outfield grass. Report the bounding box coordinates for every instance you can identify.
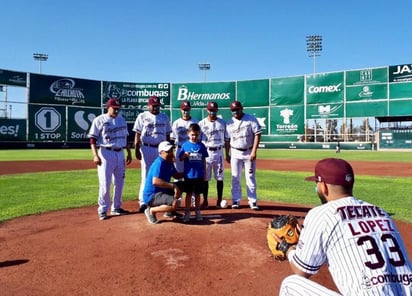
[0,149,411,223]
[1,148,412,162]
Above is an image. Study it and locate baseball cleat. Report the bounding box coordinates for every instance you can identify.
[110,208,129,216]
[98,212,108,220]
[231,201,240,209]
[249,202,259,211]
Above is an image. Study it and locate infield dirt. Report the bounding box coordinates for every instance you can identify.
[0,159,411,295]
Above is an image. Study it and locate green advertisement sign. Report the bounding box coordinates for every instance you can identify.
[246,107,268,135]
[271,76,304,105]
[67,106,102,142]
[0,119,27,141]
[346,84,388,102]
[389,82,412,99]
[29,105,66,141]
[345,67,387,86]
[171,82,235,109]
[389,100,412,116]
[306,103,343,119]
[236,79,269,107]
[29,73,101,107]
[0,69,27,87]
[306,72,344,104]
[102,81,170,122]
[346,101,387,117]
[270,106,304,135]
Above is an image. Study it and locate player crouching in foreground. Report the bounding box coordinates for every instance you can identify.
[269,158,412,296]
[142,141,185,224]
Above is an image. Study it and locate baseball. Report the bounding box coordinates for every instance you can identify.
[220,200,228,208]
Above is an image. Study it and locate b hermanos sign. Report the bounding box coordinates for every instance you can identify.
[172,82,235,109]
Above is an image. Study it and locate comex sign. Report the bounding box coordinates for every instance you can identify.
[308,83,342,94]
[34,107,62,140]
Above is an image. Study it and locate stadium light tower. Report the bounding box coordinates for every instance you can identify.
[198,63,211,81]
[306,35,323,74]
[33,53,48,74]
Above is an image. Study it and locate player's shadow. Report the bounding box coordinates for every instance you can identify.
[0,259,29,268]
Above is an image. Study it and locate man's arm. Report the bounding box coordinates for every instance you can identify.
[89,138,101,166]
[250,133,261,161]
[134,132,142,160]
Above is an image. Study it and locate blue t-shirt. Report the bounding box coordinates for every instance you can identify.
[178,141,208,179]
[142,156,177,204]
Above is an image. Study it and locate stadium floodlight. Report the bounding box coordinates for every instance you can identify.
[198,63,211,81]
[306,35,323,74]
[33,53,49,74]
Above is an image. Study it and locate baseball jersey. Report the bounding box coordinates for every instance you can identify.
[178,141,208,179]
[226,113,262,156]
[171,117,199,147]
[132,111,171,145]
[199,117,229,149]
[291,196,412,295]
[88,113,128,148]
[142,156,177,205]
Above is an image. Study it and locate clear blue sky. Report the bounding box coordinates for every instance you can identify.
[1,0,411,118]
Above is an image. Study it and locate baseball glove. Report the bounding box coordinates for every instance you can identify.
[267,215,300,261]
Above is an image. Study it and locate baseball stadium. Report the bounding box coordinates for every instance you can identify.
[0,65,411,295]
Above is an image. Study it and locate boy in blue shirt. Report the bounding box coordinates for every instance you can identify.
[179,123,208,222]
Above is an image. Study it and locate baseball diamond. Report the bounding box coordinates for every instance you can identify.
[0,159,411,295]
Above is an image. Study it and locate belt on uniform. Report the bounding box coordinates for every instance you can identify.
[232,146,252,152]
[208,146,222,151]
[103,147,122,152]
[142,142,159,148]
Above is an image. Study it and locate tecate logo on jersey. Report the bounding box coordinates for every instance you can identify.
[177,86,231,101]
[308,83,342,94]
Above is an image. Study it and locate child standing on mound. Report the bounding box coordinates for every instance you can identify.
[179,123,208,222]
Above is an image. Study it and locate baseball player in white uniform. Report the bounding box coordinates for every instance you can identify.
[199,101,230,208]
[279,158,412,296]
[226,100,262,210]
[88,98,132,220]
[171,100,199,176]
[133,96,172,212]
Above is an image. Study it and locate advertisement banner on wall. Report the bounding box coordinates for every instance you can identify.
[102,81,170,118]
[346,67,387,86]
[389,100,412,116]
[346,67,388,102]
[271,76,304,105]
[29,73,101,107]
[389,64,412,82]
[389,82,412,100]
[67,107,102,141]
[270,105,304,135]
[236,79,269,107]
[0,69,27,87]
[0,119,27,141]
[306,103,344,119]
[171,82,235,110]
[346,101,388,117]
[346,84,388,102]
[306,72,344,104]
[28,105,66,141]
[246,107,269,135]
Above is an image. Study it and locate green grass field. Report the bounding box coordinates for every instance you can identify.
[0,149,411,223]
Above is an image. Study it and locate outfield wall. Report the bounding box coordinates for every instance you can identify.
[1,64,412,150]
